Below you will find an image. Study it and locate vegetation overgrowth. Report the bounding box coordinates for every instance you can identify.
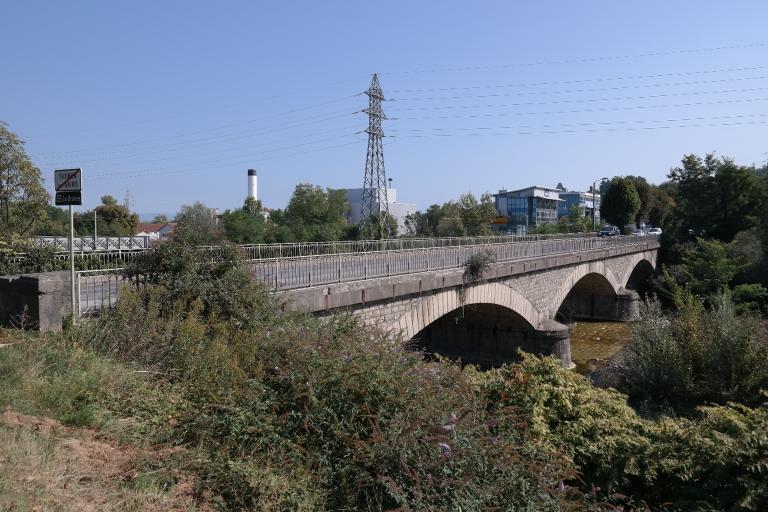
[2,233,767,510]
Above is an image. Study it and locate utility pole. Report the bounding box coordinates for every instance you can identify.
[592,177,608,231]
[93,210,97,243]
[360,74,390,239]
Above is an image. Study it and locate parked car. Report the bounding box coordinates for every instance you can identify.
[598,225,620,237]
[647,227,662,235]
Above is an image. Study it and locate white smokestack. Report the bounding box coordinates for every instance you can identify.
[247,169,258,200]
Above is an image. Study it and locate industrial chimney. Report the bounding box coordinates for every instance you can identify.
[247,169,258,200]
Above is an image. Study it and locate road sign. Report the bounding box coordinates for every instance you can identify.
[55,191,82,206]
[53,168,83,323]
[54,168,82,206]
[54,168,82,192]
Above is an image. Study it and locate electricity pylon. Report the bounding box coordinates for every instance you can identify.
[360,74,390,239]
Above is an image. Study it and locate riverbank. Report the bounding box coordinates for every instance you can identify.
[569,321,631,375]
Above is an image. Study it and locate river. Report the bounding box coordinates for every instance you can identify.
[569,321,632,375]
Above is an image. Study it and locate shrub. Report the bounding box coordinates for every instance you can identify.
[619,293,768,413]
[74,234,574,510]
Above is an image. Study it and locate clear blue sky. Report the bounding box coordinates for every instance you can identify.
[3,1,768,217]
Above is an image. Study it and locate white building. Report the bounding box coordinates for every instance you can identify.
[135,222,176,241]
[342,187,417,235]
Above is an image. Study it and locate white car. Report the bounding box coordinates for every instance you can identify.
[647,227,662,235]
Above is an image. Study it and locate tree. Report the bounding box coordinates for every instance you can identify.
[557,205,590,233]
[359,212,398,239]
[681,238,738,297]
[0,121,49,242]
[668,154,765,242]
[35,205,69,236]
[175,201,222,243]
[220,198,266,244]
[600,177,641,231]
[624,176,653,226]
[282,184,349,241]
[647,183,675,228]
[93,194,139,236]
[152,214,169,224]
[458,192,496,236]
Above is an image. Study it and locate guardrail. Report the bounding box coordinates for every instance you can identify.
[75,235,658,315]
[231,232,600,260]
[250,235,658,290]
[35,236,151,252]
[76,269,129,316]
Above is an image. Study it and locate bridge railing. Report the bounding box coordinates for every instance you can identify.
[19,232,598,270]
[74,235,658,315]
[250,235,658,290]
[235,232,598,260]
[35,236,151,252]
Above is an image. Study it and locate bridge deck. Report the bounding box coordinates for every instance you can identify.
[75,235,659,316]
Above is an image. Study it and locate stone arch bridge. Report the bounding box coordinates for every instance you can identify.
[273,236,659,368]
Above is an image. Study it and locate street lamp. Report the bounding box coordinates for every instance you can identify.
[592,177,608,231]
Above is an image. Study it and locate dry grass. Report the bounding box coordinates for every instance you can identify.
[0,409,210,512]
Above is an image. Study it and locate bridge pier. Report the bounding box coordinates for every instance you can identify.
[558,287,639,322]
[533,319,574,369]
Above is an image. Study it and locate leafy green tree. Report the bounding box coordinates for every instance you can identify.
[35,205,70,236]
[92,195,139,236]
[668,154,765,242]
[404,204,442,237]
[436,201,465,237]
[557,205,590,233]
[220,198,266,244]
[281,184,349,241]
[681,238,738,297]
[647,182,675,228]
[359,212,398,239]
[0,121,50,242]
[458,192,496,236]
[175,201,222,243]
[151,214,169,224]
[625,175,653,225]
[600,177,641,230]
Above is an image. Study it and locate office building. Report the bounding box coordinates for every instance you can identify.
[493,186,562,233]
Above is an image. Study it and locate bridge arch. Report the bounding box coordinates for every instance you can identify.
[621,252,657,289]
[547,261,622,318]
[393,282,542,340]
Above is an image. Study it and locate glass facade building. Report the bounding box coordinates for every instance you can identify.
[493,187,563,233]
[558,191,601,223]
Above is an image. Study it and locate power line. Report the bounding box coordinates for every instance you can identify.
[398,96,768,121]
[390,112,768,133]
[388,64,768,93]
[33,96,360,157]
[387,86,768,112]
[380,42,768,75]
[87,138,366,181]
[37,124,362,168]
[388,116,768,138]
[389,74,768,102]
[34,110,361,164]
[28,77,369,138]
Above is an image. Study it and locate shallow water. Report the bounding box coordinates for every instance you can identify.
[569,321,631,375]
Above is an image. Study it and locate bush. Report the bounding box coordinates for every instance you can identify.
[732,283,768,314]
[74,234,574,510]
[619,293,768,413]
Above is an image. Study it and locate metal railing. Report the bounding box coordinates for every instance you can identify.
[76,269,130,316]
[235,232,599,260]
[75,234,659,315]
[250,235,658,290]
[35,236,151,252]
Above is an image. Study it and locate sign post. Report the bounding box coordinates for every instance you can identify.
[54,168,83,322]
